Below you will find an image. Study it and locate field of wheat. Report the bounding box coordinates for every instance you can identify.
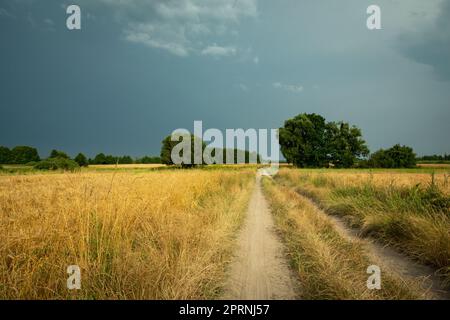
[0,169,255,299]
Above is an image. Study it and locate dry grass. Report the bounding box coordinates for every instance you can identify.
[262,178,423,299]
[275,168,450,286]
[417,164,450,169]
[0,169,255,299]
[88,164,166,169]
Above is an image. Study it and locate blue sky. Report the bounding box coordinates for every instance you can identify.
[0,0,449,157]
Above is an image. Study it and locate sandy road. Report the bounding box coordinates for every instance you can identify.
[222,169,299,300]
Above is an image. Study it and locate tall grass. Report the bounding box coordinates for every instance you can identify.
[276,169,450,286]
[0,169,254,299]
[262,178,423,299]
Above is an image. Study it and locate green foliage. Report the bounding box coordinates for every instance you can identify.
[160,134,206,167]
[10,146,40,164]
[368,144,416,168]
[137,156,162,164]
[418,153,450,162]
[118,155,133,164]
[88,153,138,165]
[49,149,70,159]
[0,146,12,164]
[326,122,369,168]
[34,158,80,171]
[92,153,108,164]
[205,147,261,164]
[279,113,369,168]
[74,153,89,167]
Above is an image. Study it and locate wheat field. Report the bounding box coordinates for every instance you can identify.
[0,169,255,299]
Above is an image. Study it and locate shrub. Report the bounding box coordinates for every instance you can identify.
[137,156,162,164]
[368,144,416,168]
[74,153,89,167]
[34,158,80,171]
[0,146,12,164]
[10,146,40,164]
[49,150,70,159]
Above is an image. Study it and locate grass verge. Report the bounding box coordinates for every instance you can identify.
[262,177,424,299]
[275,169,450,287]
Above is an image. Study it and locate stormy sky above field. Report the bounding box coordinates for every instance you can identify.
[0,0,449,157]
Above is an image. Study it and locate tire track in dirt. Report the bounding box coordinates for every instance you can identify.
[222,170,299,300]
[294,188,450,300]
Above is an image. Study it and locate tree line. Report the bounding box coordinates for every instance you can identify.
[160,134,261,167]
[1,113,446,170]
[417,154,450,162]
[279,113,420,168]
[0,146,161,167]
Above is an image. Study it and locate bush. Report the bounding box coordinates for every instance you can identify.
[34,158,80,171]
[0,146,12,164]
[137,156,162,164]
[74,153,89,167]
[49,149,70,159]
[11,146,40,164]
[368,144,416,168]
[25,161,38,166]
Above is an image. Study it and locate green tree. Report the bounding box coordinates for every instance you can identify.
[119,155,133,164]
[74,153,89,167]
[0,146,12,164]
[279,113,368,168]
[10,146,40,164]
[93,153,107,164]
[368,144,416,168]
[49,149,70,159]
[326,122,369,168]
[105,155,117,164]
[279,113,329,167]
[138,156,162,164]
[160,134,206,167]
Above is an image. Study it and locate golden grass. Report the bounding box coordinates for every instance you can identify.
[88,164,166,169]
[0,169,255,299]
[262,178,423,299]
[417,164,450,169]
[275,168,450,286]
[290,170,450,195]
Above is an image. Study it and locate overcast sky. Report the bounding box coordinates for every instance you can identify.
[0,0,449,157]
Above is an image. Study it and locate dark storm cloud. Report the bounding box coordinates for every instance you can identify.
[1,0,449,157]
[397,0,450,81]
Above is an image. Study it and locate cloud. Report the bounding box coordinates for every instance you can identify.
[93,0,258,57]
[396,0,450,81]
[273,82,304,93]
[124,23,190,56]
[0,8,15,19]
[201,44,236,57]
[44,18,54,26]
[238,83,249,92]
[253,56,259,64]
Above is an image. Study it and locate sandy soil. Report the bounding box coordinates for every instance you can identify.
[222,170,299,300]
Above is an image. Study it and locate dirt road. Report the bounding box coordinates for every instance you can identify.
[222,170,299,300]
